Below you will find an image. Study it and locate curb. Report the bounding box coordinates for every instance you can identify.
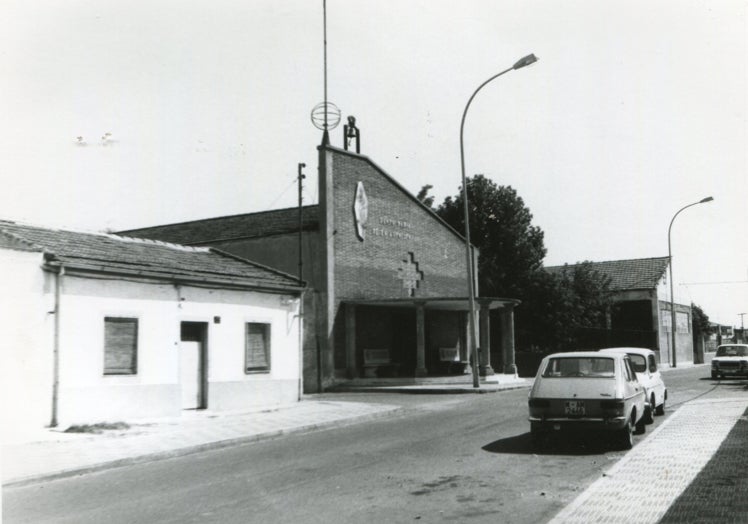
[328,384,530,394]
[2,405,405,488]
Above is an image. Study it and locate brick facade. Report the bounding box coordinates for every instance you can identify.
[321,146,472,377]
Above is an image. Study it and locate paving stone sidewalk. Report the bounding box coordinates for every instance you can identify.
[548,397,748,524]
[1,399,402,486]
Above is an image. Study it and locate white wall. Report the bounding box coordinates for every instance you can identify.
[0,249,53,442]
[57,276,301,425]
[2,254,301,431]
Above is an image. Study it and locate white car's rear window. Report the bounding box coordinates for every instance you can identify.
[542,357,615,378]
[716,346,748,357]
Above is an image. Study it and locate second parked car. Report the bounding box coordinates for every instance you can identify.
[599,347,667,422]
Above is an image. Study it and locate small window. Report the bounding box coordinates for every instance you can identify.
[245,323,271,373]
[648,355,658,373]
[627,354,647,374]
[104,317,138,375]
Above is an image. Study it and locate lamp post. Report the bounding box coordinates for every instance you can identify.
[460,53,538,387]
[668,196,713,367]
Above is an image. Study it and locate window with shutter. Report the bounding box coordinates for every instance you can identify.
[104,317,138,375]
[245,323,271,373]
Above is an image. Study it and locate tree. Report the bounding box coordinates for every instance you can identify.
[517,263,612,352]
[435,175,545,297]
[416,184,435,209]
[691,303,712,336]
[435,174,612,353]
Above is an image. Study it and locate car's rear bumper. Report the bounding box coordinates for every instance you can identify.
[529,416,628,432]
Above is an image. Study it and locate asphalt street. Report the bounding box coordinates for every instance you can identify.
[3,365,739,524]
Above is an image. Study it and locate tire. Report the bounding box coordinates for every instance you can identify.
[618,416,634,450]
[655,397,666,416]
[644,395,655,424]
[635,413,647,435]
[530,424,545,449]
[711,370,718,380]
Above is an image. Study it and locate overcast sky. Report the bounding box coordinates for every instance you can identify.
[1,0,746,326]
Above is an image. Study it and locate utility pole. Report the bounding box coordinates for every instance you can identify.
[297,163,306,281]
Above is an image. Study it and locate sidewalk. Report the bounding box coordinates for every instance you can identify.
[548,396,748,524]
[1,377,528,487]
[1,399,402,486]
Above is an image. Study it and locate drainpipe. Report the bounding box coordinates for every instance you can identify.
[51,265,64,428]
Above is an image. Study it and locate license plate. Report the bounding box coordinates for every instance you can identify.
[564,400,585,416]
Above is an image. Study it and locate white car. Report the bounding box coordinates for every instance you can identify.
[599,347,667,423]
[528,351,647,450]
[711,344,748,379]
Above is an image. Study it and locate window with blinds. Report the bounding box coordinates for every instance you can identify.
[245,322,271,373]
[104,317,138,375]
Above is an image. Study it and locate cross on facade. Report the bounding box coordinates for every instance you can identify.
[396,252,424,297]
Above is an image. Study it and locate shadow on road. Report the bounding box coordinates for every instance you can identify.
[482,432,612,456]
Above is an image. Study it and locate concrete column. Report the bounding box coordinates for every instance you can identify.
[415,302,428,377]
[501,305,517,376]
[345,303,357,378]
[479,300,494,376]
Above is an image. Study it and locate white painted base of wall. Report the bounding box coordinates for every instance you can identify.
[59,384,180,426]
[208,379,299,411]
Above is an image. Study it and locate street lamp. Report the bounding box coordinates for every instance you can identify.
[668,196,713,367]
[460,53,538,388]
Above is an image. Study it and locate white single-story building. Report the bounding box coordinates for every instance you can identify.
[0,219,304,439]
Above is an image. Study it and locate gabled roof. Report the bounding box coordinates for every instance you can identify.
[0,220,303,292]
[545,256,670,291]
[118,205,319,245]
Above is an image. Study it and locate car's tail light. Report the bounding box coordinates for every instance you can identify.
[600,399,624,416]
[528,398,550,408]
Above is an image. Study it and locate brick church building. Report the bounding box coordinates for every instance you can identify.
[122,139,520,392]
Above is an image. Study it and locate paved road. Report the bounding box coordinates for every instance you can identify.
[3,365,734,523]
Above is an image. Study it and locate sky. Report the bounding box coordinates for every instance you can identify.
[1,0,746,326]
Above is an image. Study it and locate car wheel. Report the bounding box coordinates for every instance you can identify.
[635,413,647,435]
[711,370,718,380]
[644,395,655,424]
[530,424,545,448]
[655,398,666,416]
[618,416,634,450]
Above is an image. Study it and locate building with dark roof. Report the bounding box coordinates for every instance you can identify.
[122,143,521,392]
[546,256,694,365]
[0,220,304,437]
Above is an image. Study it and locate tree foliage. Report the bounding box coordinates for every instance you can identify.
[434,175,613,352]
[435,175,545,297]
[691,303,712,335]
[517,263,612,352]
[416,184,435,209]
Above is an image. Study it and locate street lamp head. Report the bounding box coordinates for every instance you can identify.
[513,54,538,70]
[700,196,714,203]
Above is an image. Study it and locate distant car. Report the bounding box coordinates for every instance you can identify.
[711,344,748,379]
[528,351,647,450]
[599,347,667,422]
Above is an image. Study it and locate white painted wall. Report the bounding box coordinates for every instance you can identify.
[2,251,301,432]
[0,249,53,442]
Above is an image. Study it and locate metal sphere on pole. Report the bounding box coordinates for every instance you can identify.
[460,53,538,388]
[667,196,713,367]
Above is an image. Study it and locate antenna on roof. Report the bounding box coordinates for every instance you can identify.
[310,0,340,144]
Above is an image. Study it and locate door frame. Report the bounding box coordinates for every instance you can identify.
[180,321,209,409]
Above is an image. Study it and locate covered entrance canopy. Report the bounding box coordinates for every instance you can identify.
[341,297,520,379]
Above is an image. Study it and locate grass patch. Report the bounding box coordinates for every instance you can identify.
[64,422,130,434]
